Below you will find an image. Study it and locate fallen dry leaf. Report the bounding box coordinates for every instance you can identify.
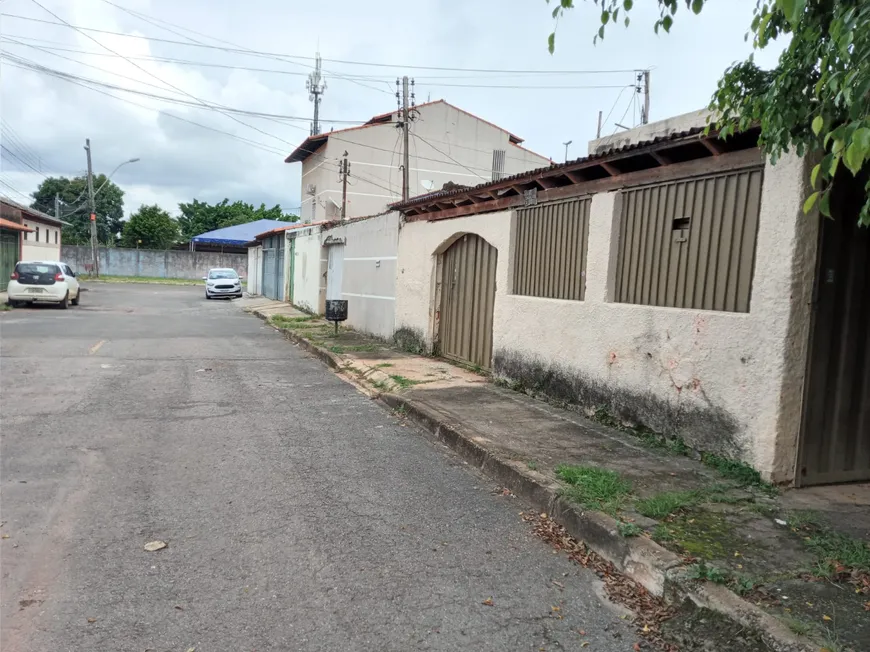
[481,598,493,606]
[552,580,564,589]
[578,630,586,635]
[1,534,9,539]
[822,614,832,621]
[174,605,184,611]
[143,540,167,552]
[580,643,589,648]
[551,606,560,612]
[87,618,96,624]
[634,644,642,652]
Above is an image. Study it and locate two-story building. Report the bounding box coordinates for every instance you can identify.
[284,100,552,222]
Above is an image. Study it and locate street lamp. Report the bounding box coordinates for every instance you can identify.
[563,140,573,163]
[94,157,140,197]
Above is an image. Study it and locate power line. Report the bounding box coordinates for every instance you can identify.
[27,0,300,149]
[411,133,489,182]
[1,120,42,170]
[0,179,34,202]
[2,12,644,76]
[98,0,392,96]
[0,144,48,177]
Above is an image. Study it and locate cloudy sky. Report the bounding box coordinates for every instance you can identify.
[0,0,785,219]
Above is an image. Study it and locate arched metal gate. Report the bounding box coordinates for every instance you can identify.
[438,234,497,369]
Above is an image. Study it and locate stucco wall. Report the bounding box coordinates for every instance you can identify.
[290,226,326,313]
[321,212,399,339]
[60,246,247,279]
[21,218,61,262]
[395,153,816,482]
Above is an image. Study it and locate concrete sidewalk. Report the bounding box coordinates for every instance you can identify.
[246,302,869,652]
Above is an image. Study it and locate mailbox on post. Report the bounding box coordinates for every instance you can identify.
[325,299,348,335]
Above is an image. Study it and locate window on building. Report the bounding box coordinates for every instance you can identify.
[45,228,50,243]
[513,197,591,301]
[55,230,58,244]
[35,226,39,241]
[491,150,506,181]
[614,167,763,313]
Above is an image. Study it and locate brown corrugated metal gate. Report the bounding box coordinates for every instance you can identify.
[616,168,763,313]
[799,174,870,485]
[514,198,591,301]
[438,234,497,369]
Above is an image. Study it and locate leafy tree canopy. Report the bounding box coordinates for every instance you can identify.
[177,199,298,241]
[120,204,179,250]
[546,0,870,224]
[31,175,125,245]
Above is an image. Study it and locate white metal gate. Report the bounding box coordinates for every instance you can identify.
[326,244,344,301]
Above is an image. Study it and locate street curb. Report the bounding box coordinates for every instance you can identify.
[250,307,812,652]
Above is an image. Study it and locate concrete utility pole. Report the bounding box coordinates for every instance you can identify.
[339,151,350,220]
[84,139,99,277]
[642,70,650,125]
[54,193,61,220]
[596,110,603,138]
[401,76,410,202]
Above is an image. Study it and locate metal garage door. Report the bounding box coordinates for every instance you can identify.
[262,245,276,300]
[261,235,285,301]
[799,174,870,485]
[0,229,18,292]
[438,234,497,369]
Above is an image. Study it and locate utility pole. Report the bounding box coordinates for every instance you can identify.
[401,75,410,202]
[84,139,99,277]
[54,193,61,220]
[306,52,326,136]
[642,70,650,125]
[596,110,603,138]
[339,151,350,220]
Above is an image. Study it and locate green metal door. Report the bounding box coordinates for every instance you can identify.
[0,229,19,292]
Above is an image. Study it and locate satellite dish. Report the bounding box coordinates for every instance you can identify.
[420,179,435,191]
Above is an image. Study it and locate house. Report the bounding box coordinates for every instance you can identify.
[245,221,329,304]
[1,197,64,289]
[284,100,551,223]
[305,110,867,488]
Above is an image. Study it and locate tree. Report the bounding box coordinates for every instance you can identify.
[120,205,179,249]
[177,198,298,241]
[546,0,870,225]
[31,175,125,244]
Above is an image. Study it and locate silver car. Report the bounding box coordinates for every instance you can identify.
[204,268,243,299]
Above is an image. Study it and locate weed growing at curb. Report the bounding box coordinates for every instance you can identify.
[392,404,408,417]
[375,362,394,368]
[617,521,644,538]
[388,374,430,390]
[685,560,728,584]
[784,616,813,637]
[635,490,703,519]
[555,464,632,515]
[526,460,538,471]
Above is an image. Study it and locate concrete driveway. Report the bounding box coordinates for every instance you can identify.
[0,284,637,651]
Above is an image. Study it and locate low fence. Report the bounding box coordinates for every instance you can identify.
[61,246,247,280]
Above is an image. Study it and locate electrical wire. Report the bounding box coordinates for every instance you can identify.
[1,120,42,170]
[27,0,301,149]
[0,144,48,177]
[3,12,644,76]
[0,178,34,202]
[410,133,489,182]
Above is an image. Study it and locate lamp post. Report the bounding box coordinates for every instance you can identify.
[563,140,573,163]
[94,157,140,198]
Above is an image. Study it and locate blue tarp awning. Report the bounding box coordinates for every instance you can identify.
[191,220,293,246]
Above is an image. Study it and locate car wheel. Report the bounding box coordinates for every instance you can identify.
[71,289,80,306]
[59,292,69,310]
[205,291,211,300]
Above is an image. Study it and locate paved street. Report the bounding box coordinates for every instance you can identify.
[1,284,637,651]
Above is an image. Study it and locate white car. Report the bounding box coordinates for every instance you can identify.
[204,268,243,299]
[7,261,81,309]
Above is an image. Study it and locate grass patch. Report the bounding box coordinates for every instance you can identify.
[635,490,702,519]
[555,464,632,514]
[804,528,870,574]
[371,379,388,391]
[80,274,203,285]
[388,374,429,390]
[685,560,729,584]
[526,460,538,471]
[270,314,317,328]
[0,303,11,311]
[700,452,778,496]
[652,524,675,542]
[375,362,394,368]
[617,521,644,538]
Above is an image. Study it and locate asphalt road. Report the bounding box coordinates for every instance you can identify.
[1,284,639,652]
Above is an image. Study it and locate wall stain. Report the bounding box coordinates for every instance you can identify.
[493,348,744,459]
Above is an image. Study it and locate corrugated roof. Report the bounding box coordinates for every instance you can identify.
[1,196,67,226]
[392,127,710,209]
[0,217,34,232]
[191,219,296,245]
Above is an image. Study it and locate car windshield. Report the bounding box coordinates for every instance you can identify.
[16,263,59,275]
[208,270,238,279]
